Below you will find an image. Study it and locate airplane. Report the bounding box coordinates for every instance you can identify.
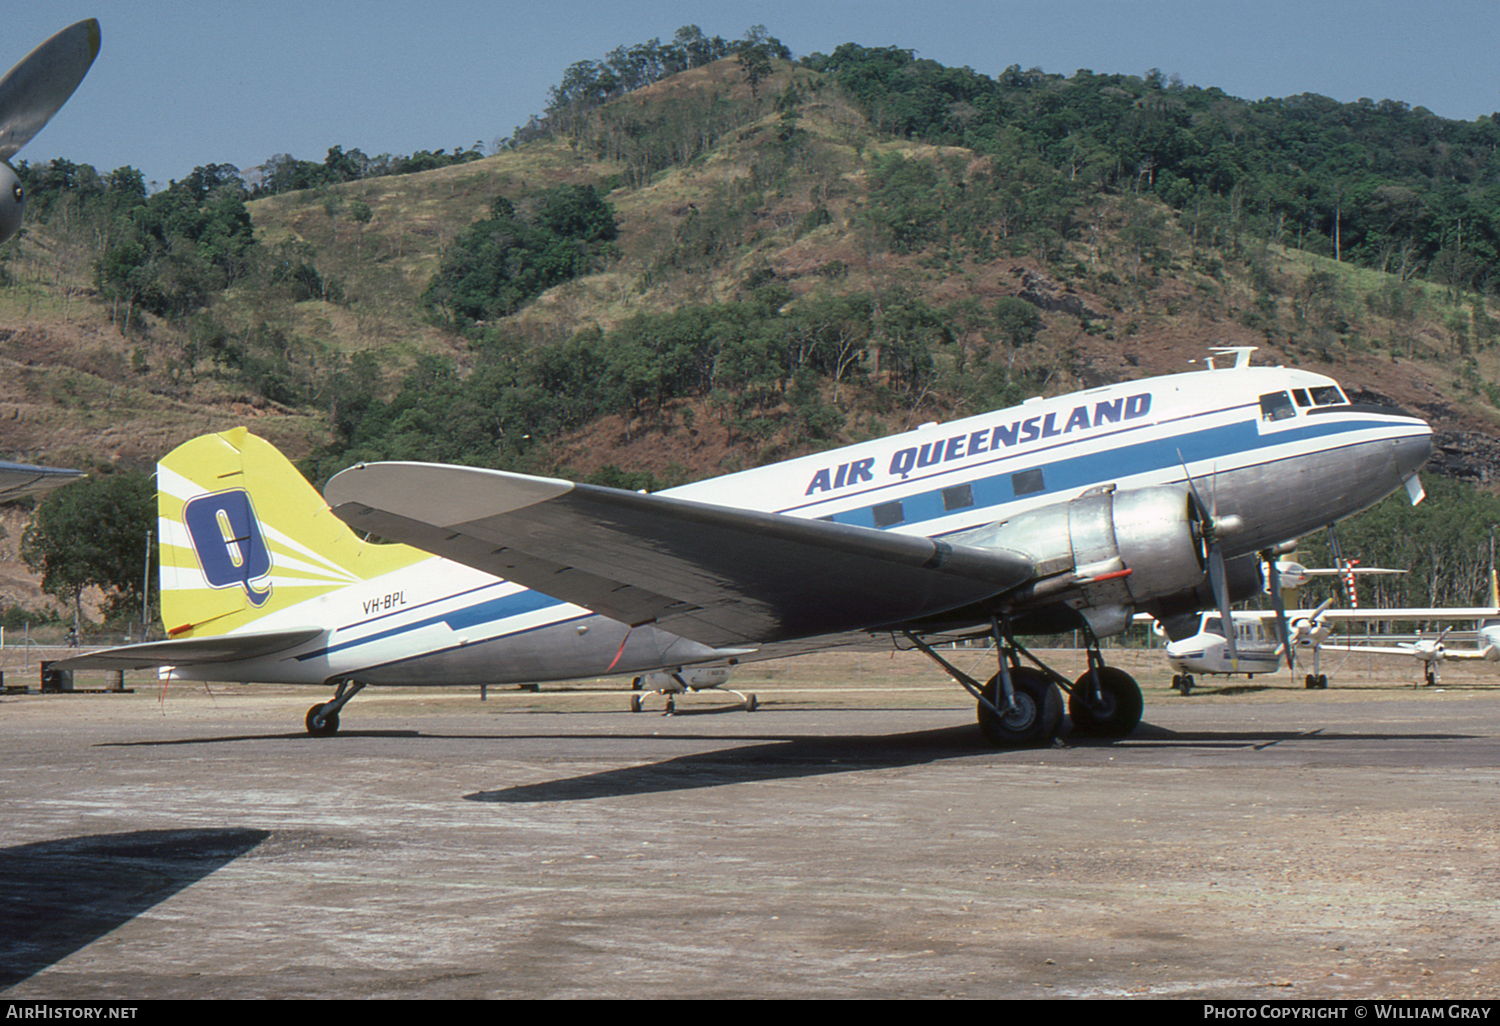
[1160,553,1407,692]
[1162,600,1335,692]
[0,19,101,245]
[1314,608,1500,687]
[56,347,1433,746]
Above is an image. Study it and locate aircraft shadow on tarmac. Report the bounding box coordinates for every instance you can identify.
[462,720,1483,804]
[0,828,268,990]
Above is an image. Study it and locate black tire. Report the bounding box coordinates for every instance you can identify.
[977,667,1061,747]
[305,703,339,737]
[1317,674,1329,689]
[1068,666,1144,738]
[1304,673,1318,690]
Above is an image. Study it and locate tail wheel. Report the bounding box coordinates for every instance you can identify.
[1068,667,1144,738]
[977,667,1061,747]
[305,704,339,737]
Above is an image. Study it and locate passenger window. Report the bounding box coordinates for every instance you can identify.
[942,483,975,511]
[1259,391,1296,421]
[872,501,905,528]
[1309,385,1346,406]
[1012,468,1045,497]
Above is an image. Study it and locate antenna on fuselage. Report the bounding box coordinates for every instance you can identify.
[1208,346,1258,370]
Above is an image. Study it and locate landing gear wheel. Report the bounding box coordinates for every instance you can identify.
[1174,673,1194,695]
[977,667,1061,747]
[1304,673,1318,690]
[1317,674,1328,689]
[630,694,643,713]
[1425,668,1437,687]
[305,703,339,737]
[744,694,758,712]
[1069,667,1144,738]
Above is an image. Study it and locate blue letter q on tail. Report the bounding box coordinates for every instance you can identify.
[182,490,273,606]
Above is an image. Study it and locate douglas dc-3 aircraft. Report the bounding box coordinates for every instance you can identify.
[0,20,100,499]
[59,349,1433,746]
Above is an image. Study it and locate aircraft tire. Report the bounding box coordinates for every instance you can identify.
[305,703,339,737]
[630,695,643,713]
[1068,667,1144,738]
[745,694,758,712]
[1317,674,1329,689]
[1304,674,1317,690]
[977,667,1061,747]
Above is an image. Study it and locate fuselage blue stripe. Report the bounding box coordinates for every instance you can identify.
[298,588,567,661]
[826,415,1407,531]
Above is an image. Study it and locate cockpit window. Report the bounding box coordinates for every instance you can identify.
[1259,391,1296,421]
[1309,385,1347,406]
[1292,388,1311,407]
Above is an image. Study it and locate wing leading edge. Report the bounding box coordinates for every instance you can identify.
[325,462,1033,648]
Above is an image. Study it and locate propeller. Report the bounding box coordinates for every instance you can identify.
[0,19,101,243]
[1180,451,1243,668]
[1262,549,1295,673]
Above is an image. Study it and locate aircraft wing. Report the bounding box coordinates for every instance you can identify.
[0,461,83,500]
[51,627,325,671]
[325,462,1034,648]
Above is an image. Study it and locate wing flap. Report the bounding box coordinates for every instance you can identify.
[52,627,325,671]
[326,462,1033,647]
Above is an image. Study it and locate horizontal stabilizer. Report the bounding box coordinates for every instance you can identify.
[325,462,1034,647]
[0,461,83,500]
[52,627,324,671]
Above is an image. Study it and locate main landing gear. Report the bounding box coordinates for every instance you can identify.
[305,679,366,736]
[904,619,1144,747]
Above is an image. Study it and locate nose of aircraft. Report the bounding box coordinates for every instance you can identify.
[1393,424,1434,480]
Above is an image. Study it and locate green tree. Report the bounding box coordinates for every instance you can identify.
[22,472,156,625]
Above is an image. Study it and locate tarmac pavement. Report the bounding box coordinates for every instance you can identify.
[3,650,1500,1000]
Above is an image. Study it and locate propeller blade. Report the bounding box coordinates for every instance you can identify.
[0,19,101,162]
[1208,544,1238,669]
[1264,551,1294,673]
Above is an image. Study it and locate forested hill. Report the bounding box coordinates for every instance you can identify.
[6,25,1500,619]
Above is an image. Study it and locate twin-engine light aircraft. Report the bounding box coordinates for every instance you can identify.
[60,350,1433,746]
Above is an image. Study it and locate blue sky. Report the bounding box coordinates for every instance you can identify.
[9,1,1499,187]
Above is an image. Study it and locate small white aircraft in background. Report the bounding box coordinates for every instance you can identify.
[1320,609,1500,687]
[1162,599,1336,692]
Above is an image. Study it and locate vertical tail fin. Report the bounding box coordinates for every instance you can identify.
[157,427,427,638]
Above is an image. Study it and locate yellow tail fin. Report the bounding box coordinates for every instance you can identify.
[157,427,426,638]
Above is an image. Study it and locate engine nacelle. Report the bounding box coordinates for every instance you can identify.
[954,485,1209,637]
[0,164,24,245]
[1146,552,1264,641]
